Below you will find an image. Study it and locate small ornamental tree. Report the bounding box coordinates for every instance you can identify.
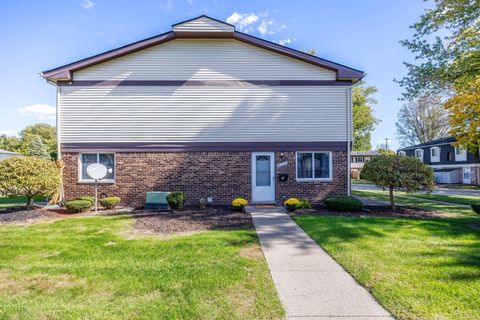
[361,155,435,210]
[0,156,60,207]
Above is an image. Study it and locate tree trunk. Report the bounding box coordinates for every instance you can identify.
[26,195,34,209]
[389,186,395,211]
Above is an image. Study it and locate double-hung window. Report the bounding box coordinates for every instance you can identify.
[455,147,467,161]
[79,153,115,182]
[296,151,332,181]
[415,149,424,161]
[430,147,440,162]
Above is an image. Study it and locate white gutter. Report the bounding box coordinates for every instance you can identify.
[46,79,64,203]
[347,86,352,196]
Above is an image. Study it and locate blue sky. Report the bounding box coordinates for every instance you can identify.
[0,0,431,150]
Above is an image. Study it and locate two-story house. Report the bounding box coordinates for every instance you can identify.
[398,137,480,185]
[41,16,364,206]
[350,150,379,179]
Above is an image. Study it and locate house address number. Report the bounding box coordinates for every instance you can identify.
[277,161,288,168]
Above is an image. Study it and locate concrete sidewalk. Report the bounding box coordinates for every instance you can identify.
[247,206,393,320]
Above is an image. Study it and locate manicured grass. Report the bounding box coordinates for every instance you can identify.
[352,189,476,216]
[294,215,480,320]
[351,179,373,184]
[437,183,480,190]
[0,215,284,319]
[405,193,480,206]
[0,195,45,204]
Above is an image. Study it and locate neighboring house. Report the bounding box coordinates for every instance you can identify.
[350,150,379,179]
[398,137,480,185]
[0,149,21,161]
[40,15,364,206]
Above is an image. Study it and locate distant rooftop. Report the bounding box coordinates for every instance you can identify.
[0,149,20,155]
[351,150,380,156]
[398,137,456,151]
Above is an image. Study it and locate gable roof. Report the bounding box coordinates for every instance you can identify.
[41,15,365,82]
[398,137,456,151]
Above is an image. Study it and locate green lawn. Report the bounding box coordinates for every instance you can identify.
[352,189,476,216]
[0,195,46,204]
[294,214,480,320]
[437,183,480,190]
[404,193,480,206]
[0,215,284,319]
[351,179,373,184]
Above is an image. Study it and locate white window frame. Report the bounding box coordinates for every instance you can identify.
[430,147,440,162]
[455,147,467,162]
[78,152,116,183]
[398,151,406,156]
[295,151,333,182]
[415,149,424,161]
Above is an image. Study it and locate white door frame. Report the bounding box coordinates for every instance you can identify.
[251,152,275,203]
[463,167,472,184]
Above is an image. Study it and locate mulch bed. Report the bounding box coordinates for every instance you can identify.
[296,205,444,219]
[132,207,253,235]
[0,206,61,224]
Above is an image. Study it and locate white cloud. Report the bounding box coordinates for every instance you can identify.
[81,0,95,9]
[18,104,56,119]
[226,12,285,36]
[1,130,15,136]
[277,38,293,46]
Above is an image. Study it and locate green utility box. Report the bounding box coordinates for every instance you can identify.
[145,191,169,209]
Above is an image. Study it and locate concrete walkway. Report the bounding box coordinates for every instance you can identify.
[247,206,393,320]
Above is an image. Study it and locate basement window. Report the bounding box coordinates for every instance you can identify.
[79,153,115,182]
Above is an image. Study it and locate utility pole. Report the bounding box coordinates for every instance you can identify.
[385,138,389,150]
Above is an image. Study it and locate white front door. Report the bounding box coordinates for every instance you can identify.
[463,167,472,184]
[252,152,275,203]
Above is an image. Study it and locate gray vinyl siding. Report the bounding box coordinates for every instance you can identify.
[173,17,234,33]
[73,39,336,81]
[59,85,349,143]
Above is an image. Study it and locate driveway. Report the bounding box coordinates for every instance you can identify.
[353,183,480,197]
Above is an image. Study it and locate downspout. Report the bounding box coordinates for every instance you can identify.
[46,79,64,203]
[347,86,352,196]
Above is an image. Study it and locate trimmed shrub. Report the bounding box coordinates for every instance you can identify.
[65,199,92,213]
[298,198,312,209]
[166,192,186,210]
[75,196,94,205]
[232,198,248,211]
[99,196,121,209]
[324,195,363,212]
[284,198,300,212]
[471,204,480,214]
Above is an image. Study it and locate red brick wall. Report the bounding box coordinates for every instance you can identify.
[62,151,347,207]
[274,151,348,204]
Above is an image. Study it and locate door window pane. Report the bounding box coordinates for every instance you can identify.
[314,153,330,179]
[256,155,271,186]
[297,153,313,179]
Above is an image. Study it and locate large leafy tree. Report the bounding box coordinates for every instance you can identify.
[361,155,435,210]
[352,82,380,150]
[20,123,57,157]
[398,0,480,148]
[0,124,57,159]
[395,95,450,146]
[0,156,60,207]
